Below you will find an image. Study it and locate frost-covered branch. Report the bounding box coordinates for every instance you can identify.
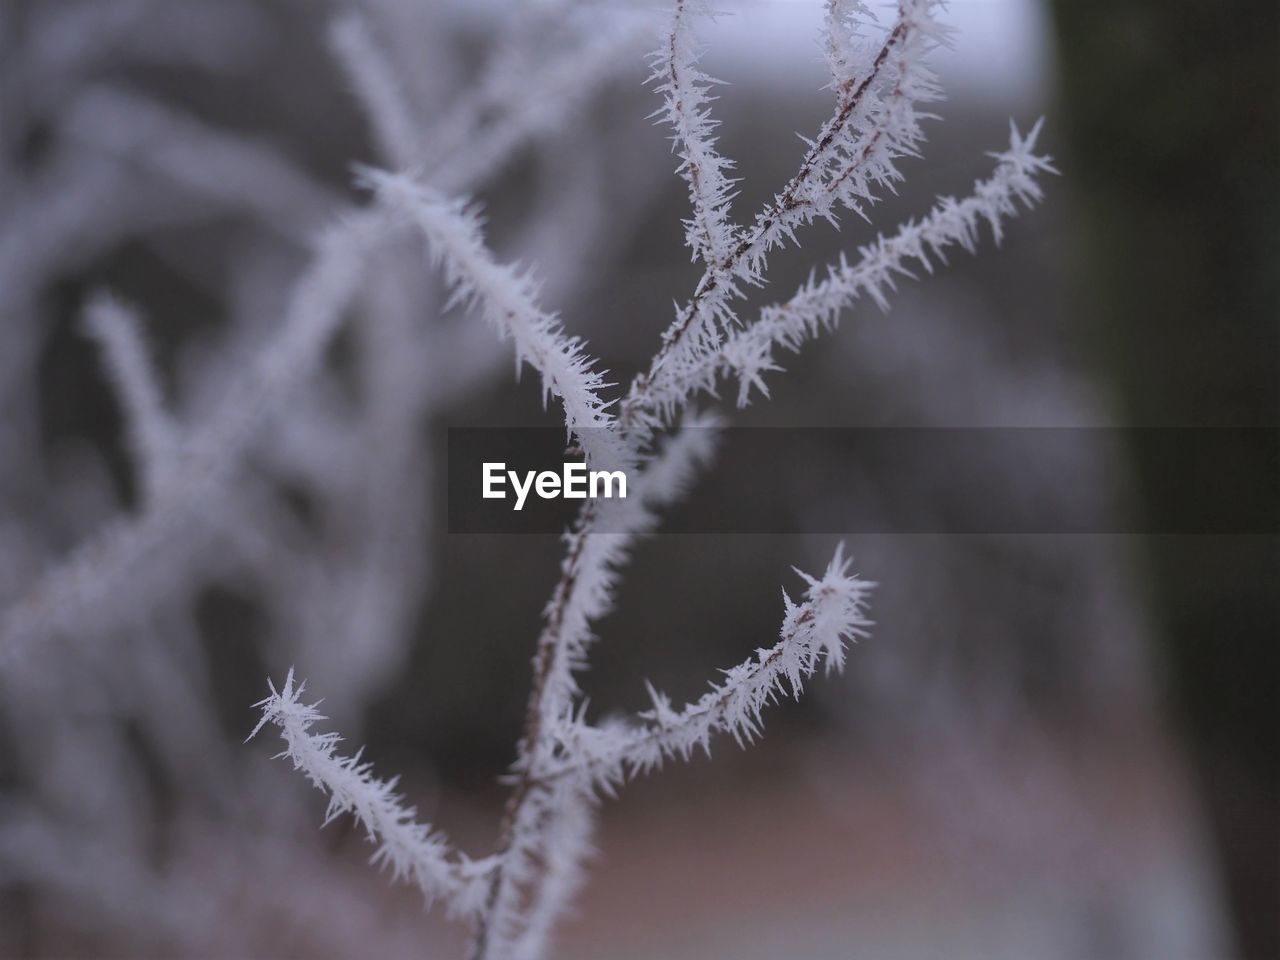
[546,545,873,789]
[468,545,869,955]
[460,6,1049,955]
[623,0,947,435]
[685,120,1057,405]
[0,807,433,958]
[507,788,593,960]
[468,12,949,947]
[467,416,718,958]
[652,0,737,268]
[0,0,267,130]
[249,669,495,919]
[526,413,720,737]
[628,544,872,765]
[497,0,949,833]
[509,0,977,773]
[361,168,627,470]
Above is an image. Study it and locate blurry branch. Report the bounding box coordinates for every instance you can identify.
[59,85,342,240]
[329,0,656,185]
[0,807,440,958]
[506,787,592,960]
[416,3,652,180]
[427,17,653,192]
[265,543,870,959]
[514,14,1054,770]
[467,12,945,940]
[81,293,178,503]
[0,6,653,663]
[328,10,420,168]
[516,414,720,731]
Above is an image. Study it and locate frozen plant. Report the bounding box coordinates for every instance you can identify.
[0,1,663,953]
[250,1,1055,957]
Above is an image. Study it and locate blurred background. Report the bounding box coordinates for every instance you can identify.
[0,1,1274,958]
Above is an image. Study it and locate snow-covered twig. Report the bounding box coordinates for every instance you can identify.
[457,8,1048,955]
[494,3,945,774]
[59,85,341,241]
[0,0,1055,953]
[502,122,1053,770]
[469,543,868,956]
[361,169,628,470]
[525,413,720,732]
[248,669,495,919]
[546,545,873,789]
[0,213,377,663]
[467,415,718,958]
[695,120,1057,405]
[623,0,948,437]
[652,0,738,269]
